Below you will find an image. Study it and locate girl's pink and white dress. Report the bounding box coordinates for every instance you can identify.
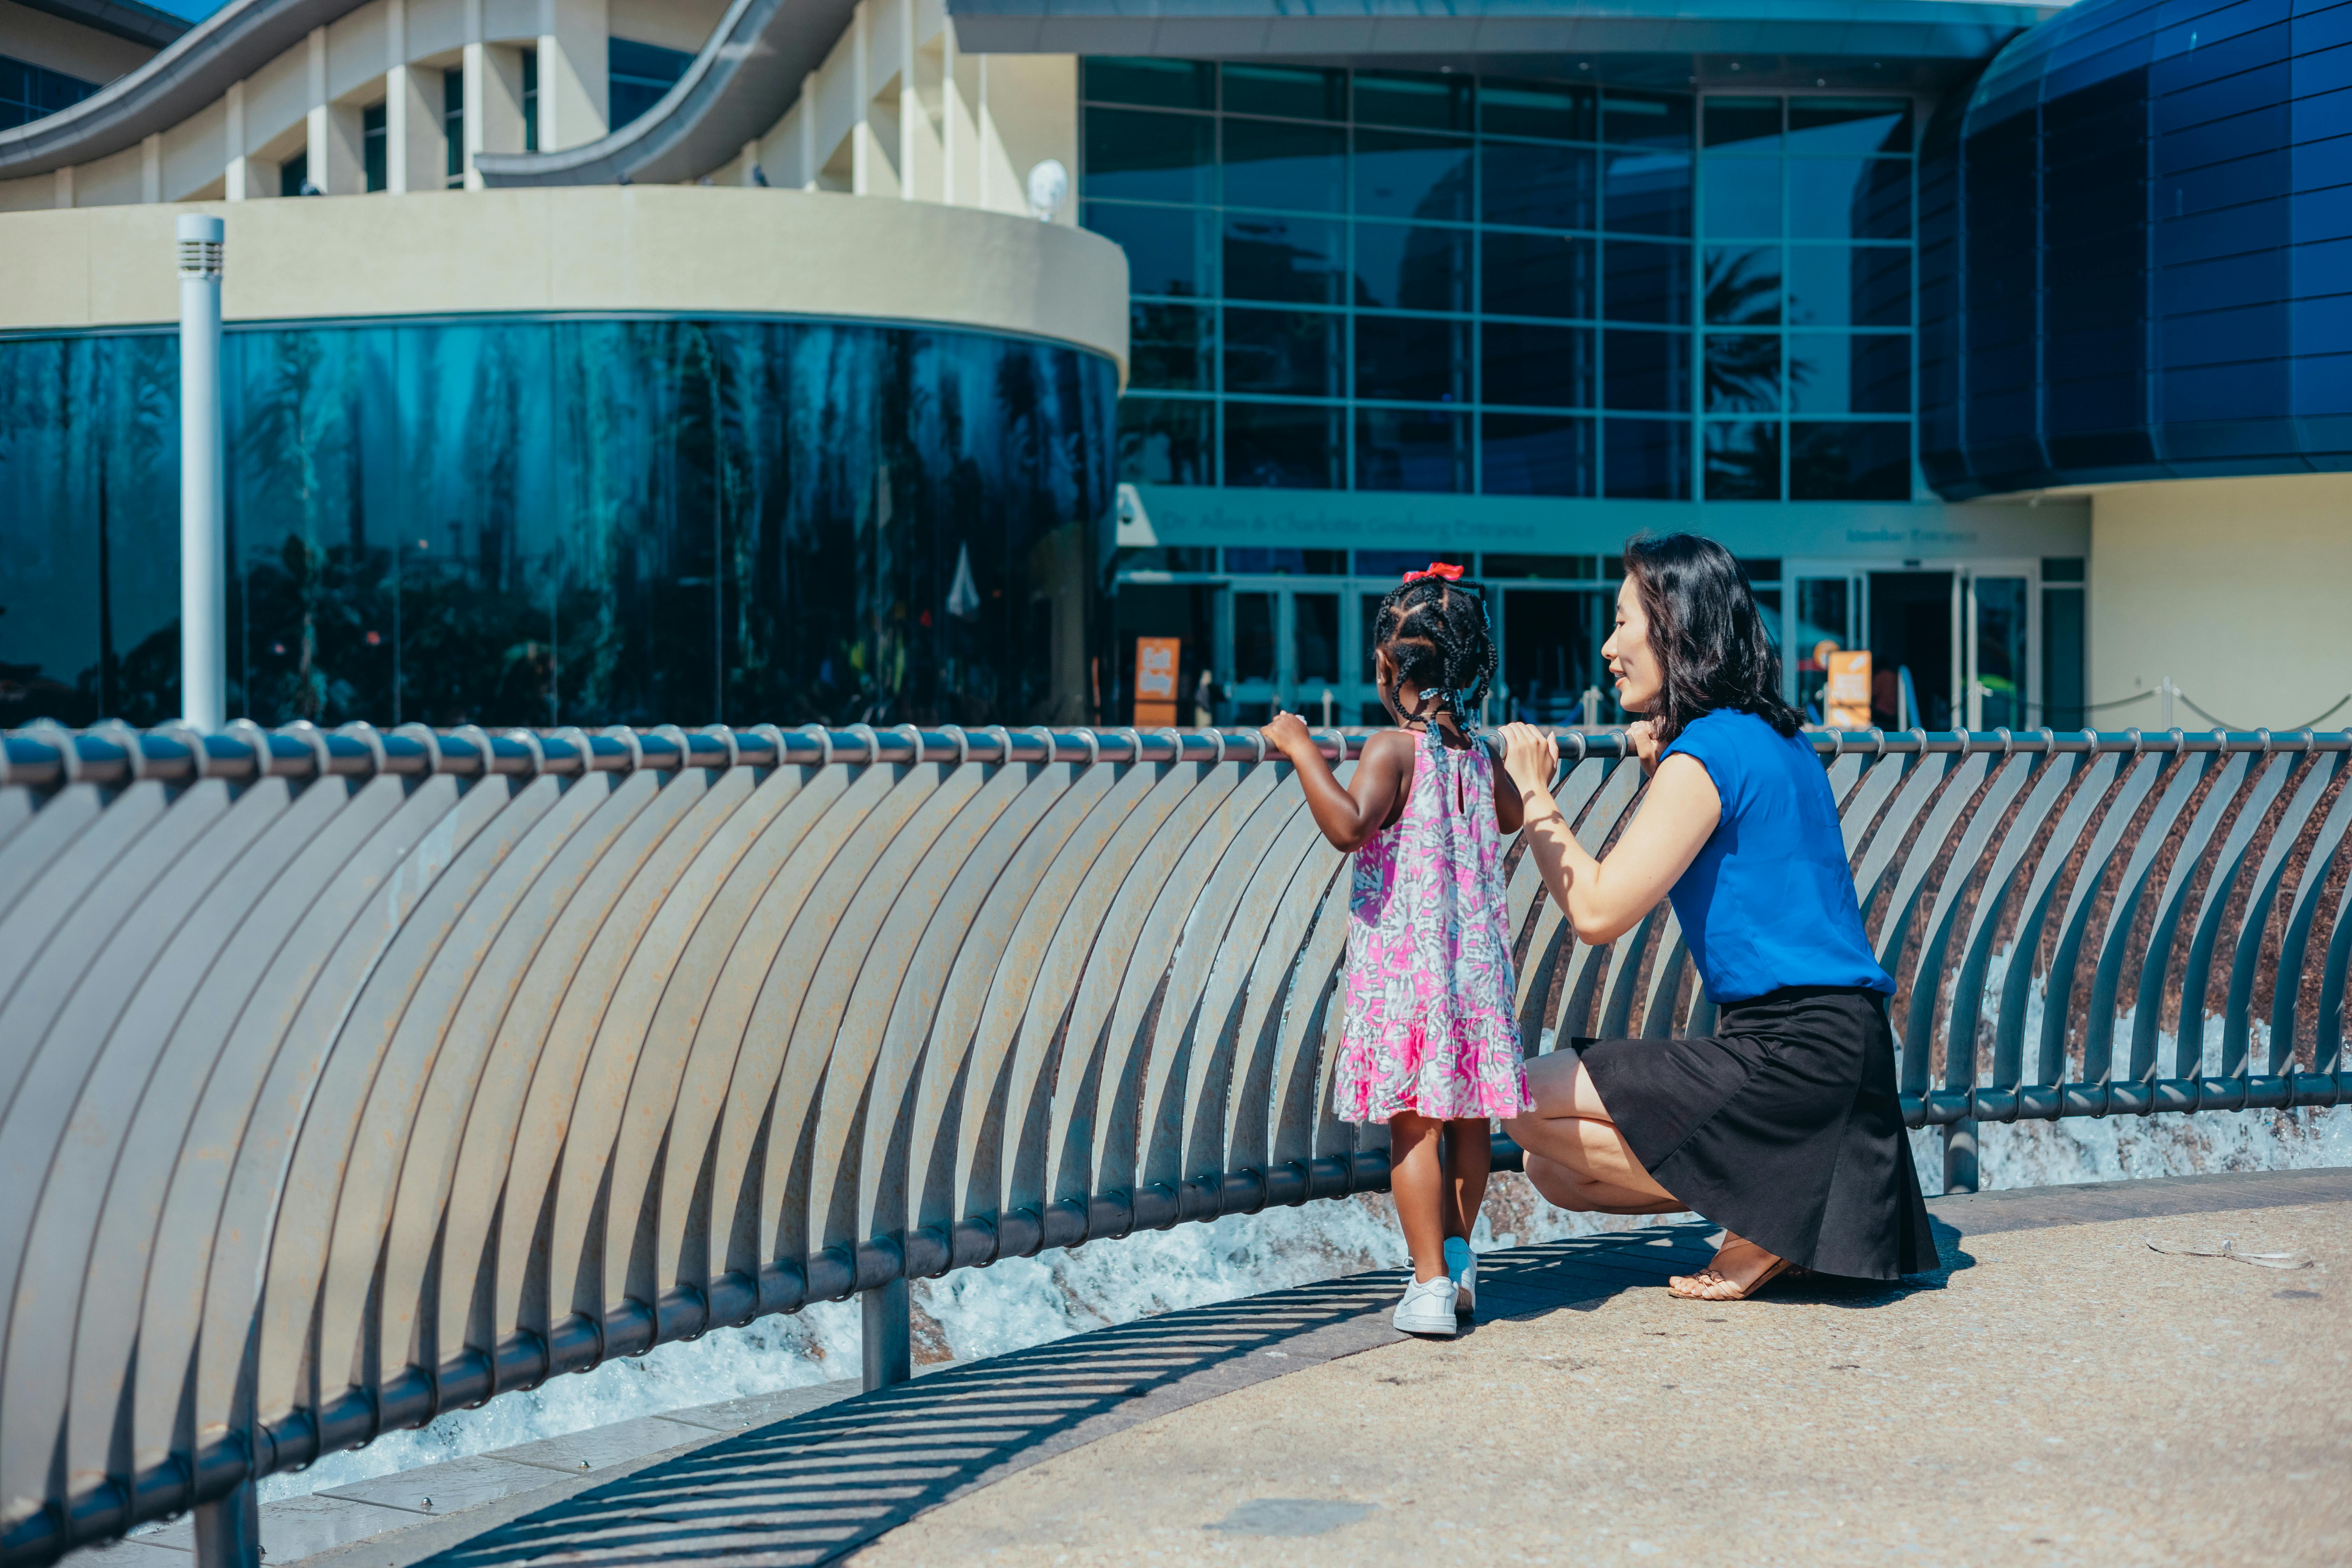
[1334,728,1533,1124]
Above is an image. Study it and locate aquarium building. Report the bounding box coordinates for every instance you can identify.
[2,0,2346,732]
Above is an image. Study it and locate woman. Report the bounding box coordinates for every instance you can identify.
[1498,533,1937,1300]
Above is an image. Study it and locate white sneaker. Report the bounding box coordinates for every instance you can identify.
[1392,1275,1459,1337]
[1444,1237,1477,1317]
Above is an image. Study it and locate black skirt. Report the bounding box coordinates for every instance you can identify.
[1576,986,1938,1281]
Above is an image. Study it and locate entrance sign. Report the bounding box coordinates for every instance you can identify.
[1826,648,1873,729]
[1135,635,1181,727]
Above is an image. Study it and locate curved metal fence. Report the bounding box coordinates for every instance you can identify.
[0,721,2346,1567]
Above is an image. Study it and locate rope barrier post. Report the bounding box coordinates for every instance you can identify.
[191,1474,260,1568]
[1942,1119,1979,1196]
[862,1279,911,1392]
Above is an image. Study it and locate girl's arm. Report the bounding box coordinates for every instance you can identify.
[1261,714,1414,853]
[1497,723,1719,944]
[1491,749,1526,834]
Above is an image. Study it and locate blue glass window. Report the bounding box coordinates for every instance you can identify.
[1790,421,1910,499]
[1227,402,1344,488]
[1356,316,1468,402]
[1604,329,1690,411]
[1353,223,1472,312]
[1224,308,1343,396]
[1604,241,1693,324]
[1706,334,1782,412]
[1705,421,1782,499]
[1481,78,1595,141]
[1603,91,1693,150]
[1080,69,1916,499]
[1086,203,1216,297]
[1481,413,1595,495]
[1704,156,1781,239]
[1119,398,1214,485]
[1130,303,1214,391]
[1222,119,1347,211]
[1085,57,1215,110]
[1089,109,1216,204]
[1483,232,1596,318]
[1357,408,1470,491]
[1483,324,1595,409]
[1705,246,1783,325]
[609,38,692,130]
[0,53,97,131]
[1354,128,1474,222]
[1604,418,1692,498]
[1224,216,1346,304]
[0,318,1113,729]
[1603,149,1693,235]
[1481,141,1596,230]
[1221,63,1344,121]
[1355,71,1474,133]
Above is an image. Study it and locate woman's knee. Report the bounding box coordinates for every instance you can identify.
[1522,1153,1600,1211]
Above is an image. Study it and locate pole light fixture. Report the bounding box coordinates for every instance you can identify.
[178,213,225,731]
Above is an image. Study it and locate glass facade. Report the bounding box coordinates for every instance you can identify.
[1085,58,1919,502]
[1919,0,2352,496]
[610,38,694,130]
[0,54,95,132]
[0,317,1114,730]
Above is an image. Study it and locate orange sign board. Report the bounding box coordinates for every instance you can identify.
[1135,636,1181,728]
[1825,649,1873,730]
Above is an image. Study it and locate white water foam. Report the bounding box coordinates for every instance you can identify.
[258,1064,2346,1505]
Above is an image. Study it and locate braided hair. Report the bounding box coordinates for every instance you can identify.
[1371,573,1497,736]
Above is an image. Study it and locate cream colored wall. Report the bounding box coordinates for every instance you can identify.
[2087,473,2352,730]
[0,186,1128,379]
[606,0,725,53]
[0,0,158,83]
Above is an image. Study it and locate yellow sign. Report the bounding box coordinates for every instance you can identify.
[1825,649,1873,730]
[1135,636,1181,728]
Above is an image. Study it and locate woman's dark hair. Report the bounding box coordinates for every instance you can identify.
[1621,533,1801,743]
[1371,574,1496,732]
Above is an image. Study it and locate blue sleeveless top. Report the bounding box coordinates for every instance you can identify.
[1658,709,1894,1004]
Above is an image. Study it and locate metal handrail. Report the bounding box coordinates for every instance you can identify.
[0,722,2344,1566]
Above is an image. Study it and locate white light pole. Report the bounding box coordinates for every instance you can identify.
[178,213,226,730]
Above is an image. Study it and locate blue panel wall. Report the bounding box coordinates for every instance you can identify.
[1919,0,2352,496]
[0,316,1115,729]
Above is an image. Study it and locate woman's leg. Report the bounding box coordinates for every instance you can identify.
[1386,1111,1449,1282]
[1440,1118,1492,1241]
[1503,1050,1681,1208]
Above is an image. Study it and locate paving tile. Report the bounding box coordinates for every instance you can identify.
[318,1454,564,1517]
[140,1493,424,1562]
[486,1415,711,1474]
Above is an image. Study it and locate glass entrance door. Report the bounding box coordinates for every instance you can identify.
[1786,559,2041,732]
[1222,580,1363,725]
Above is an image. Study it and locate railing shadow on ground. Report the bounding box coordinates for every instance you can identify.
[403,1226,1745,1568]
[0,722,2344,1568]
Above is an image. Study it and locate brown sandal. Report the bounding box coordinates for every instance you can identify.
[1667,1255,1802,1302]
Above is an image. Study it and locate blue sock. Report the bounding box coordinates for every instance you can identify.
[1443,1236,1473,1279]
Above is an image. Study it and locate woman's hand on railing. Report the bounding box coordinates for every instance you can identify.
[1624,720,1662,776]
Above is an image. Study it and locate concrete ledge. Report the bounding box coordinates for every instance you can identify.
[0,187,1131,380]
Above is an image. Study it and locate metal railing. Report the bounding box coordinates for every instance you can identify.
[0,721,2345,1567]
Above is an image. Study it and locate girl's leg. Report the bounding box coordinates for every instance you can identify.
[1441,1118,1492,1241]
[1386,1111,1449,1283]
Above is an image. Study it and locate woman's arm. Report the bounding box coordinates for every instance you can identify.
[1262,714,1414,852]
[1498,724,1721,944]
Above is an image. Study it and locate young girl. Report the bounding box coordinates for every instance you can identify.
[1260,565,1532,1337]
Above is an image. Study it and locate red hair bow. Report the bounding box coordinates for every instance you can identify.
[1403,561,1464,583]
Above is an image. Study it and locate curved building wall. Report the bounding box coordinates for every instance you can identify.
[1917,0,2352,498]
[0,189,1128,731]
[0,314,1116,729]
